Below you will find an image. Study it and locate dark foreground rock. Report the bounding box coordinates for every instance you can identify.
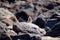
[45,22,60,37]
[11,33,41,40]
[32,17,45,28]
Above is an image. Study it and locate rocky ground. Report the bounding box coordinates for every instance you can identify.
[0,0,60,40]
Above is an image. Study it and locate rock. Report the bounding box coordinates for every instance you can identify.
[11,33,41,40]
[0,21,17,40]
[15,1,33,9]
[15,1,26,6]
[54,22,60,29]
[43,2,55,10]
[13,22,46,36]
[24,3,33,9]
[50,14,59,19]
[0,33,12,40]
[45,22,60,37]
[45,19,58,29]
[42,36,60,40]
[11,34,31,40]
[40,8,49,13]
[0,8,18,40]
[31,36,41,40]
[0,21,12,40]
[32,18,45,28]
[15,11,29,22]
[0,0,60,40]
[23,9,35,19]
[49,0,60,4]
[0,8,19,29]
[6,30,17,36]
[0,21,7,33]
[0,8,18,21]
[19,17,25,22]
[7,0,15,3]
[38,10,59,21]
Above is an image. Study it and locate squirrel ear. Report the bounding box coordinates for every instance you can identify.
[27,16,32,23]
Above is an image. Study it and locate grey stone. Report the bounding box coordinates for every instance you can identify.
[13,22,46,36]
